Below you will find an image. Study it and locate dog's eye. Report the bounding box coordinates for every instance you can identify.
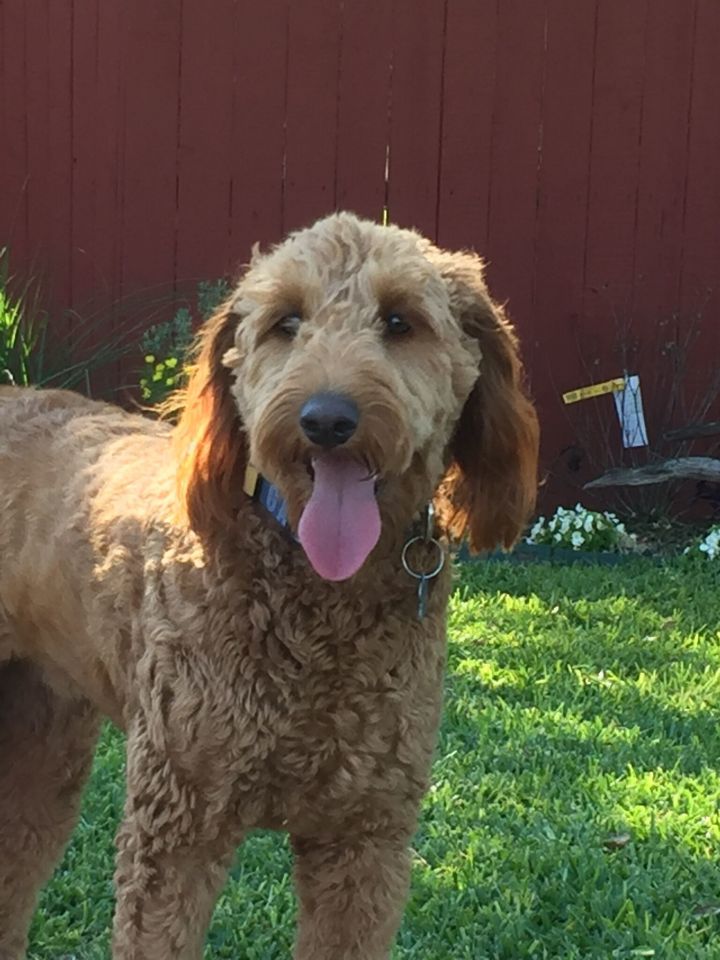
[275,314,302,338]
[384,313,412,337]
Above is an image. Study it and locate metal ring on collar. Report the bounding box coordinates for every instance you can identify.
[401,535,446,581]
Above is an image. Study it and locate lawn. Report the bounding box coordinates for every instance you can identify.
[30,558,720,959]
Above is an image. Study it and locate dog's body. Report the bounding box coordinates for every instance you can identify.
[0,214,538,959]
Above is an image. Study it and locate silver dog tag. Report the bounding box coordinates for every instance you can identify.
[417,575,429,620]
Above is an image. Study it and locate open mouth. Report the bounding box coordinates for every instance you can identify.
[305,457,380,488]
[297,453,383,582]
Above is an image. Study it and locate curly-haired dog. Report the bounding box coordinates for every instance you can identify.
[0,213,538,959]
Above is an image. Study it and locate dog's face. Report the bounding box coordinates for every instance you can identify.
[175,213,539,581]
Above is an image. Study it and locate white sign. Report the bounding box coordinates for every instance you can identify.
[613,375,649,448]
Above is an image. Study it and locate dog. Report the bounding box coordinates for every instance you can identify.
[0,212,538,959]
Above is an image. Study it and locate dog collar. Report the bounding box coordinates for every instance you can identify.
[243,465,291,531]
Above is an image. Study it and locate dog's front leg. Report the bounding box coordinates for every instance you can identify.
[291,833,413,960]
[111,826,234,960]
[111,723,240,960]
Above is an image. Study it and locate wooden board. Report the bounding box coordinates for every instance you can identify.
[228,0,288,266]
[436,0,497,252]
[386,0,446,238]
[483,0,546,336]
[283,0,342,234]
[175,0,236,286]
[334,0,393,223]
[0,0,29,264]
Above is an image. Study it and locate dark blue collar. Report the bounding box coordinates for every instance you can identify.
[244,465,292,531]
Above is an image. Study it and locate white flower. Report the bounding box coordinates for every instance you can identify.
[526,503,636,553]
[692,524,720,559]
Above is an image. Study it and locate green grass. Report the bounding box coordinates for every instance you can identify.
[30,559,720,959]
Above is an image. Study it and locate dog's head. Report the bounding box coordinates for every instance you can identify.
[174,213,539,579]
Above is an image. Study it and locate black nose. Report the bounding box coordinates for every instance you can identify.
[299,392,359,448]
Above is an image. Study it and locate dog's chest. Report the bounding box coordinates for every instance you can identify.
[243,619,446,834]
[147,549,449,834]
[179,601,447,833]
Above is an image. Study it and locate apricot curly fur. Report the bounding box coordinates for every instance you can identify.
[0,213,538,959]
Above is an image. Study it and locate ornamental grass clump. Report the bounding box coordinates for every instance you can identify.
[1,247,137,394]
[526,504,638,553]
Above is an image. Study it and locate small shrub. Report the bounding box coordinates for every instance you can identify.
[139,307,193,405]
[139,279,230,406]
[196,279,231,321]
[526,503,639,553]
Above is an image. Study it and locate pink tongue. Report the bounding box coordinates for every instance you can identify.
[298,457,381,581]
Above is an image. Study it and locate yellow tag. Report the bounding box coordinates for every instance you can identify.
[562,377,626,405]
[243,464,260,497]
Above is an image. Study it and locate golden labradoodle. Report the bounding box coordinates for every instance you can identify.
[0,212,538,959]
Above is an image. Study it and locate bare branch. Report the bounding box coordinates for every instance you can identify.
[663,421,720,442]
[585,457,720,489]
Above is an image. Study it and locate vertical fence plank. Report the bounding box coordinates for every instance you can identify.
[175,0,236,288]
[387,0,446,239]
[483,0,546,338]
[46,0,74,318]
[531,0,597,498]
[70,0,121,393]
[0,0,29,264]
[23,0,52,281]
[229,0,288,267]
[119,0,181,304]
[583,0,646,341]
[437,0,497,253]
[89,0,124,313]
[681,0,720,359]
[631,2,701,434]
[572,0,647,492]
[22,0,73,319]
[334,0,393,223]
[70,0,100,313]
[633,3,695,326]
[283,0,342,234]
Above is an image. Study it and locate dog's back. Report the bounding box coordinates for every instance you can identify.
[0,388,94,659]
[0,387,173,691]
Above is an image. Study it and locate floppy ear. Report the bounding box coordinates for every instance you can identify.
[173,302,246,539]
[433,250,539,552]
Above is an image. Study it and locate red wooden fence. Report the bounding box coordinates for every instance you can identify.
[1,0,719,509]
